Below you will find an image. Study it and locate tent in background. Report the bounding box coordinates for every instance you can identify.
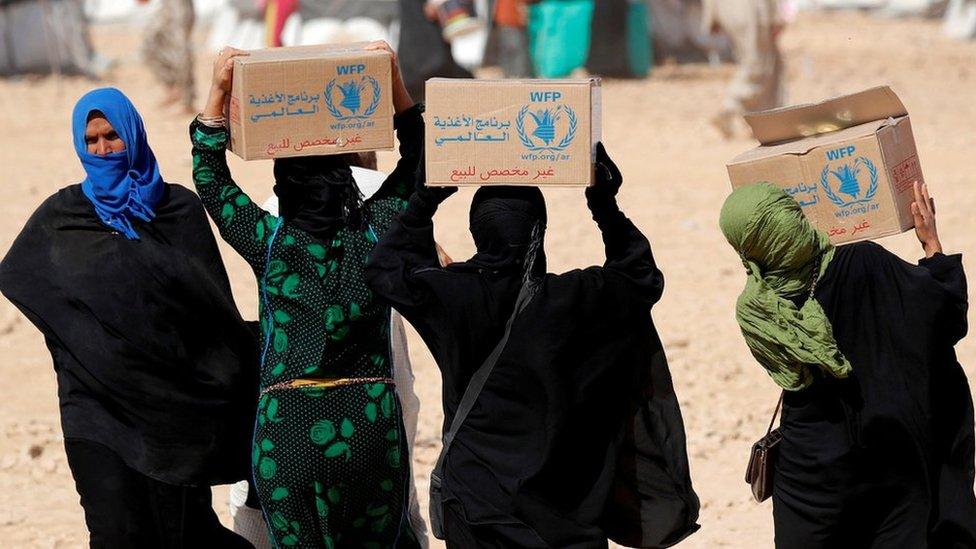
[0,0,104,77]
[876,0,947,16]
[795,0,948,15]
[944,0,976,38]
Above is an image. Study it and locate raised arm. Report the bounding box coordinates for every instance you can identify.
[911,180,968,341]
[192,48,277,270]
[365,41,424,206]
[365,175,457,313]
[586,143,664,304]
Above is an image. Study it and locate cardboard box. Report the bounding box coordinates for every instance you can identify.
[727,86,924,245]
[425,78,601,186]
[227,43,394,160]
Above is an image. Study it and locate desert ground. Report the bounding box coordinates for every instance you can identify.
[0,9,974,548]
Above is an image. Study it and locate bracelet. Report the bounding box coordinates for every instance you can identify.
[196,114,227,128]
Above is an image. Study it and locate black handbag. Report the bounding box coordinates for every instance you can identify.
[745,393,784,503]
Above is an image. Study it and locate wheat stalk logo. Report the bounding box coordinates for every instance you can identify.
[820,157,879,207]
[528,108,560,145]
[516,105,578,152]
[338,79,364,114]
[325,77,382,120]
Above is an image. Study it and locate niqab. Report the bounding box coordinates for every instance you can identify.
[273,154,365,240]
[72,88,164,240]
[461,186,547,276]
[720,183,852,390]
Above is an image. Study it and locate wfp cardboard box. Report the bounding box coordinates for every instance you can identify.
[227,43,394,160]
[727,86,924,245]
[425,78,601,186]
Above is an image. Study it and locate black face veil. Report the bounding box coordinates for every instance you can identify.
[272,154,363,240]
[466,186,548,277]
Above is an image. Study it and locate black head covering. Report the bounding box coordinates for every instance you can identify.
[273,154,364,240]
[464,186,547,276]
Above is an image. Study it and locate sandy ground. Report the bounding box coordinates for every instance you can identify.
[0,10,974,548]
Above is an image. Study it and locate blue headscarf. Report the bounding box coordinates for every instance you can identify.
[71,88,164,240]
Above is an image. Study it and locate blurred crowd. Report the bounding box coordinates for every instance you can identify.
[0,0,973,132]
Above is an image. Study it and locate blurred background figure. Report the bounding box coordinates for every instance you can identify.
[425,0,480,39]
[488,0,534,77]
[702,0,786,138]
[586,0,652,78]
[524,0,592,78]
[397,0,473,101]
[648,0,733,63]
[261,0,299,46]
[138,0,196,113]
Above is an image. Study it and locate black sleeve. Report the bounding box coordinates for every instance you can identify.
[371,104,425,205]
[590,199,664,305]
[918,252,968,343]
[365,190,443,314]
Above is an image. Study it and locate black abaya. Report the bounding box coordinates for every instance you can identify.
[0,184,258,487]
[366,191,700,548]
[774,242,976,548]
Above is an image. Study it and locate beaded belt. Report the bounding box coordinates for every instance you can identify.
[260,377,395,396]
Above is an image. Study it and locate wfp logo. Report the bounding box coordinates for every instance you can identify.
[325,76,381,120]
[819,157,879,207]
[516,105,577,152]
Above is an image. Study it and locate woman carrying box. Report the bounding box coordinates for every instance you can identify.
[365,146,700,548]
[719,182,976,547]
[191,43,422,548]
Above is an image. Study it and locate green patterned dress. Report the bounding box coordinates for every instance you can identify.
[189,107,422,549]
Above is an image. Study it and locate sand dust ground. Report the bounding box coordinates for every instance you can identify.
[0,10,974,548]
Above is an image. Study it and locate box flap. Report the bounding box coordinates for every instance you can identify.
[238,42,384,64]
[745,86,907,145]
[729,117,906,164]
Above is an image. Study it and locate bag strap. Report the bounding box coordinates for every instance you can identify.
[430,277,540,492]
[766,392,784,435]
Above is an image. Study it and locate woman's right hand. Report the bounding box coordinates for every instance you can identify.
[912,181,942,258]
[586,143,622,212]
[203,47,248,118]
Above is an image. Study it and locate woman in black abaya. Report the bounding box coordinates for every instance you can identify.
[720,182,976,548]
[0,88,256,548]
[366,145,700,548]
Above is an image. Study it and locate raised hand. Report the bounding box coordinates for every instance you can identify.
[364,40,413,115]
[911,180,942,258]
[586,142,622,210]
[203,47,249,119]
[416,174,457,205]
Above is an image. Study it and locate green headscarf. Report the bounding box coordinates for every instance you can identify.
[719,183,852,390]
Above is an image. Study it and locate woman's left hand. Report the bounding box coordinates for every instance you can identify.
[912,181,942,258]
[364,41,413,115]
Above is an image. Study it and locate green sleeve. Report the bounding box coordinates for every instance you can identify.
[190,119,279,270]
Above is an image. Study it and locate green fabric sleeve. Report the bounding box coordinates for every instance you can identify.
[190,120,279,270]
